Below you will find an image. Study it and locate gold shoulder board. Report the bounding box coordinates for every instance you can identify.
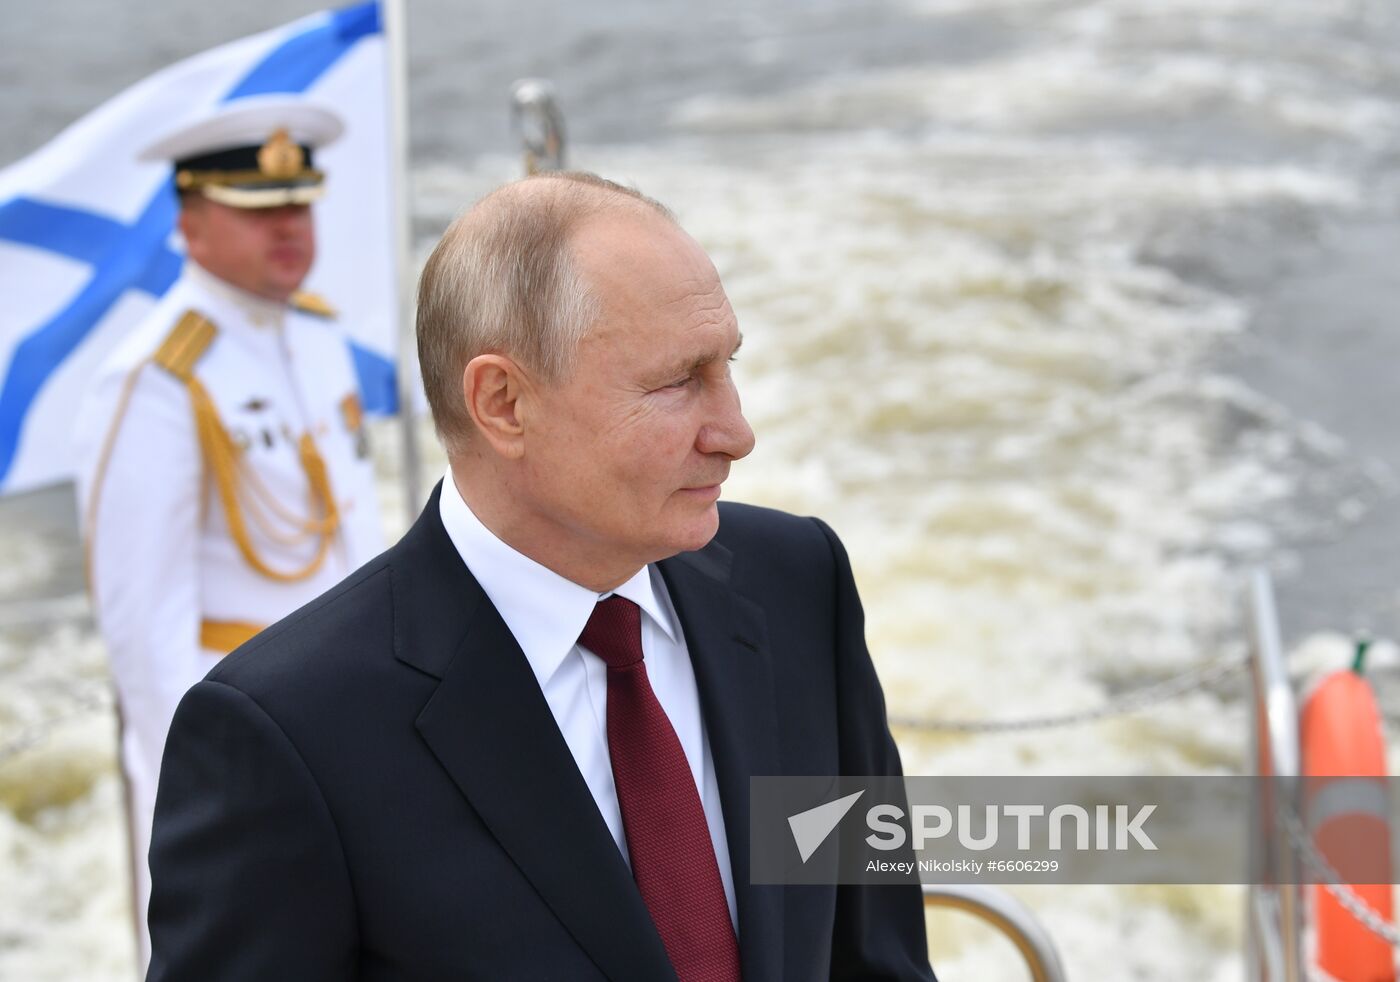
[290,290,337,319]
[152,311,218,381]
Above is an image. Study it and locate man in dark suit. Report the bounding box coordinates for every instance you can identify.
[147,172,935,980]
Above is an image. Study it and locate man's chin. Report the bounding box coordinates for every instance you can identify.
[671,505,722,554]
[267,265,311,297]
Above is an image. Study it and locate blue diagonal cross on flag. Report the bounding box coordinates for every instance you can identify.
[0,1,400,495]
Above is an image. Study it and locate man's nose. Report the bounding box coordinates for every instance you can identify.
[697,378,756,461]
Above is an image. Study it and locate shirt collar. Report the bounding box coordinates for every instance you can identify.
[437,469,677,687]
[185,260,286,329]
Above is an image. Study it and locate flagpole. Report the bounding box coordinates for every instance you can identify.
[383,0,422,524]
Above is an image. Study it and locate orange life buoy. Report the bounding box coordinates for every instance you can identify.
[1300,667,1395,982]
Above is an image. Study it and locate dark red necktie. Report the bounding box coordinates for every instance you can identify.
[578,595,742,982]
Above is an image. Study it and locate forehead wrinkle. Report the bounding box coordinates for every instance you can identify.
[661,328,744,383]
[658,272,728,312]
[666,286,736,349]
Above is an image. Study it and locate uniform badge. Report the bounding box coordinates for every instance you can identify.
[340,393,370,458]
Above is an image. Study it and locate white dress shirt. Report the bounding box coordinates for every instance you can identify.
[438,469,738,931]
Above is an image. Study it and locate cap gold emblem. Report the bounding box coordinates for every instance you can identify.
[256,128,304,179]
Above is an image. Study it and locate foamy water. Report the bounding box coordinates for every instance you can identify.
[4,0,1399,977]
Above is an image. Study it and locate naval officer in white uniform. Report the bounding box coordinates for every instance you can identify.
[73,96,386,968]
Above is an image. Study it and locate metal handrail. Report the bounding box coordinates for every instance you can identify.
[923,884,1068,982]
[1246,569,1304,982]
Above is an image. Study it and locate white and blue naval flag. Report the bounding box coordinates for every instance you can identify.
[0,1,399,495]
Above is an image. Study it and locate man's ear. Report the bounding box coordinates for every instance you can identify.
[462,354,527,460]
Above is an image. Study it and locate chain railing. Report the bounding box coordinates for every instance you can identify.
[0,685,112,764]
[889,647,1251,733]
[1279,803,1400,949]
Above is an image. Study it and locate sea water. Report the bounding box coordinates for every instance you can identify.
[3,0,1399,977]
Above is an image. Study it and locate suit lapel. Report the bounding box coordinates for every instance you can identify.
[392,486,676,982]
[660,547,785,982]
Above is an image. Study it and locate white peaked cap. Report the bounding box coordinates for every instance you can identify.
[139,94,345,163]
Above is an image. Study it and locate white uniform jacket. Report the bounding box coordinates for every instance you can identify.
[73,261,385,956]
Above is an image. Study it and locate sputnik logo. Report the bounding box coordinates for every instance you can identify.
[787,790,865,863]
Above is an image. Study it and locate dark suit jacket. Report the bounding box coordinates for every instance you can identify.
[147,485,934,981]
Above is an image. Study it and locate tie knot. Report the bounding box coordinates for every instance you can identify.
[578,595,644,670]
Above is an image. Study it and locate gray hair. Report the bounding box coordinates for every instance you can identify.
[416,172,674,455]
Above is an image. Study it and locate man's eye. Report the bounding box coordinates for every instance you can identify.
[664,375,694,389]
